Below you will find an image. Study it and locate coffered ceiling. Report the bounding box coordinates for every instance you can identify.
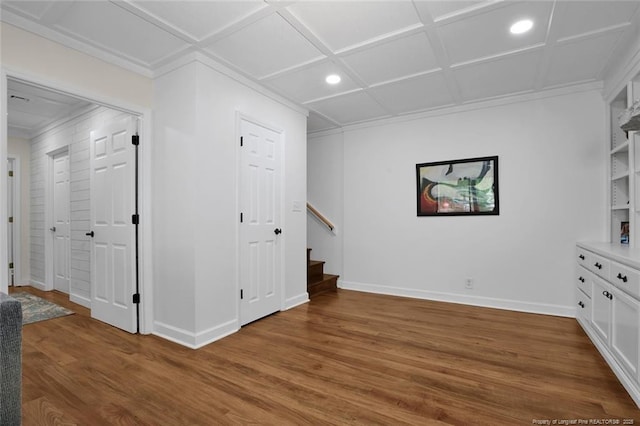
[2,1,639,134]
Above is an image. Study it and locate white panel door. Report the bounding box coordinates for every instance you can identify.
[90,117,137,333]
[239,118,282,326]
[52,152,70,294]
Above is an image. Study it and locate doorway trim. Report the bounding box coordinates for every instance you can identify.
[0,68,154,334]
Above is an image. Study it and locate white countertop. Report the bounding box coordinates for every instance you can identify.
[577,241,640,270]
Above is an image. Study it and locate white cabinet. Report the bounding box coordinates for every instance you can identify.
[591,276,612,343]
[575,243,640,407]
[611,286,640,379]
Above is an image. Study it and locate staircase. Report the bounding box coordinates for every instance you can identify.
[307,248,338,297]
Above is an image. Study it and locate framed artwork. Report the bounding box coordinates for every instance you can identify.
[621,221,630,244]
[416,156,499,216]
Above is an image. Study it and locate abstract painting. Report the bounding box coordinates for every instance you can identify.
[416,156,499,216]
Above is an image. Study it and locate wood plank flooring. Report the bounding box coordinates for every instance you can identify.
[10,286,640,425]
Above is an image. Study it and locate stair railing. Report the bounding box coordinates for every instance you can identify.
[307,202,335,231]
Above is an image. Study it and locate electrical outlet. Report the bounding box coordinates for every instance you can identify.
[465,278,474,289]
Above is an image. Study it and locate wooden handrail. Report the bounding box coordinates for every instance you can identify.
[307,202,335,231]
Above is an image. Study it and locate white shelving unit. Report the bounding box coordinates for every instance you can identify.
[609,81,636,246]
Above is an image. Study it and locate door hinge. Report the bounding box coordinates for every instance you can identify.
[8,217,13,223]
[240,136,243,147]
[240,289,244,300]
[133,293,140,304]
[240,212,243,223]
[8,170,13,177]
[132,134,140,146]
[132,214,139,225]
[8,262,13,269]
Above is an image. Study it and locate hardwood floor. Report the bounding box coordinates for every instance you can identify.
[9,286,640,425]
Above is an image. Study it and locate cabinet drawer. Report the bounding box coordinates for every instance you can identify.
[576,288,591,325]
[611,261,640,299]
[576,247,590,268]
[588,253,610,280]
[575,265,592,297]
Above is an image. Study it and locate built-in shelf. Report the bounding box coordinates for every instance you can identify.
[611,140,630,155]
[609,82,635,246]
[612,171,630,181]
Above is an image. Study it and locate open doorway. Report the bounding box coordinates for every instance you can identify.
[4,76,151,334]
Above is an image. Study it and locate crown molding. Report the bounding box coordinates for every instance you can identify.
[308,80,604,137]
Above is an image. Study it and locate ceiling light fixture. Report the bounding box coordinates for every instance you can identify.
[510,19,533,35]
[326,74,341,85]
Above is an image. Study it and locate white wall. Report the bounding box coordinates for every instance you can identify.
[308,89,606,316]
[29,107,132,307]
[7,136,30,284]
[153,56,308,348]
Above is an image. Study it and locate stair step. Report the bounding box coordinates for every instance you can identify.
[308,274,338,297]
[307,260,325,283]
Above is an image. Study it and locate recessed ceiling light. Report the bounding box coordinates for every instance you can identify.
[510,19,533,35]
[326,74,341,85]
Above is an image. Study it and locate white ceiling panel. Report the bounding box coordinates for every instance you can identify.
[287,1,422,52]
[454,50,542,101]
[306,91,389,125]
[418,1,488,22]
[2,1,55,20]
[53,1,188,65]
[544,31,623,88]
[205,13,324,79]
[130,0,267,42]
[264,60,360,103]
[555,1,640,40]
[438,1,552,65]
[341,32,440,85]
[3,0,640,133]
[7,80,92,133]
[308,112,339,133]
[369,72,454,114]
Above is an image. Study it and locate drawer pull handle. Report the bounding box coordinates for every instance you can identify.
[579,255,585,260]
[602,290,613,300]
[594,262,602,269]
[578,277,585,283]
[616,273,628,283]
[578,301,585,308]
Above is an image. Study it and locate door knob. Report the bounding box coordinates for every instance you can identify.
[86,231,94,238]
[274,228,282,235]
[50,226,56,232]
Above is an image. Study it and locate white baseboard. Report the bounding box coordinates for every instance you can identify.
[284,293,309,310]
[30,280,46,291]
[340,280,576,318]
[153,319,239,350]
[70,293,91,309]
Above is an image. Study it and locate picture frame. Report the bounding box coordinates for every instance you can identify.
[416,156,499,216]
[621,221,630,244]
